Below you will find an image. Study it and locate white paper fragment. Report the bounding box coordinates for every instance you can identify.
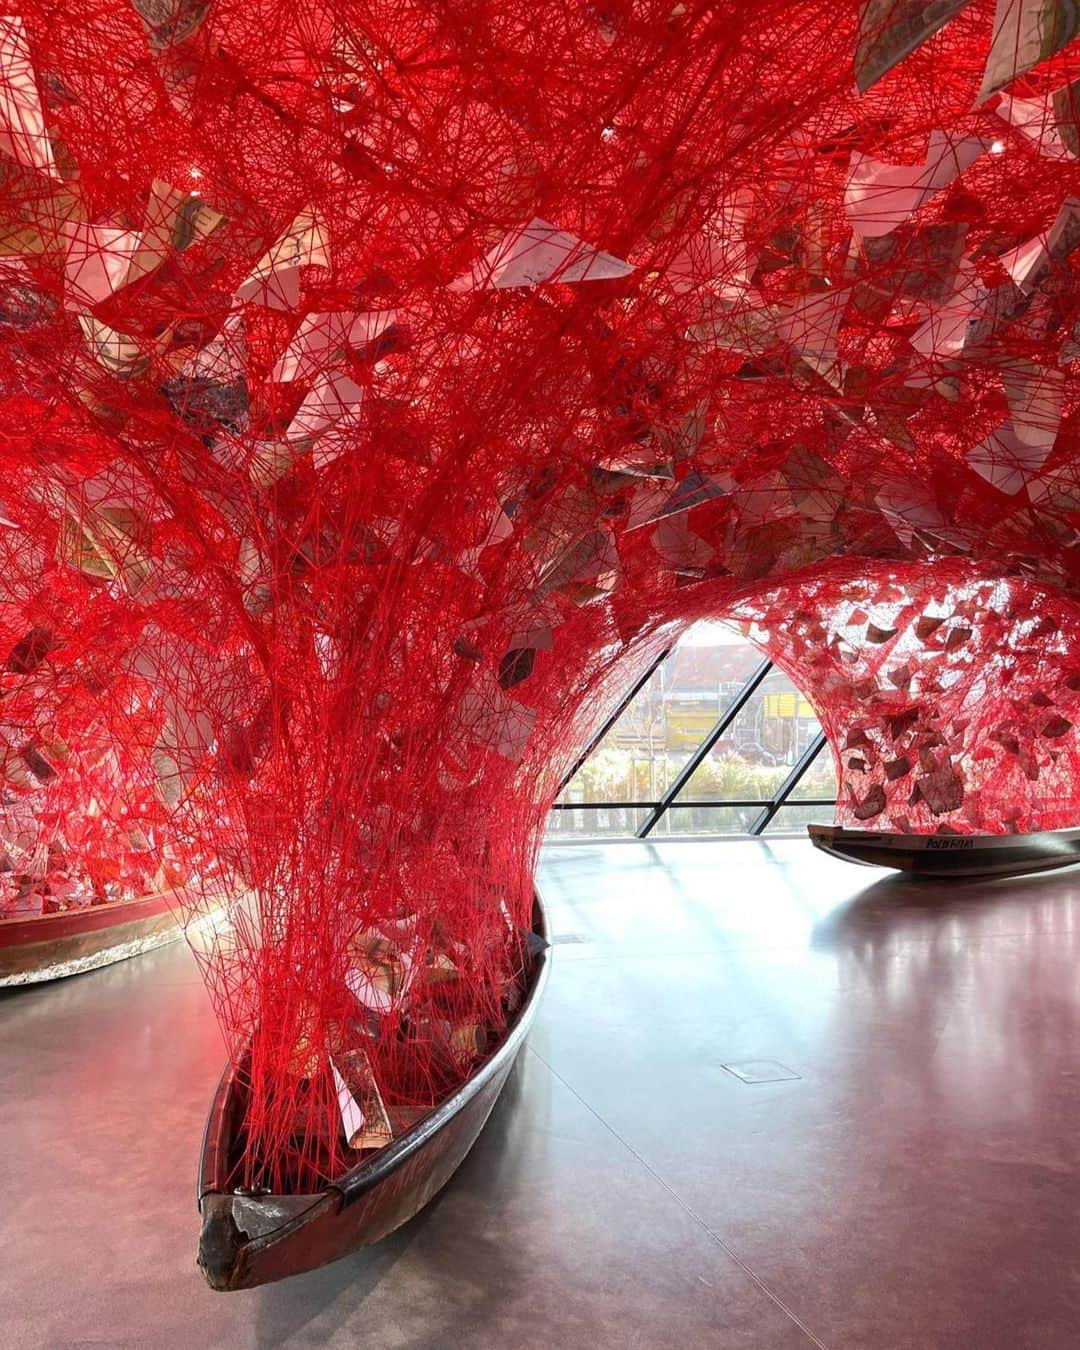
[626,470,728,530]
[345,963,393,1014]
[455,684,537,760]
[235,211,330,310]
[1005,362,1064,446]
[330,1059,366,1141]
[999,197,1080,293]
[776,287,848,377]
[507,621,553,651]
[909,258,982,358]
[968,363,1064,493]
[286,371,364,444]
[314,631,341,680]
[997,93,1076,161]
[63,222,142,309]
[0,16,58,179]
[664,191,757,292]
[181,310,247,383]
[736,471,796,527]
[78,314,145,375]
[875,479,952,548]
[344,940,416,1014]
[978,0,1079,104]
[845,132,988,238]
[854,0,975,94]
[968,423,1052,494]
[454,218,632,290]
[62,183,222,309]
[272,310,397,382]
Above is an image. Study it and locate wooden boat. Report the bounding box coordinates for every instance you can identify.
[0,889,182,987]
[808,822,1080,879]
[197,891,551,1291]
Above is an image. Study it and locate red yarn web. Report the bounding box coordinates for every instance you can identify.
[3,0,1080,1187]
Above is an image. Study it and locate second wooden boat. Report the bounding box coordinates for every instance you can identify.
[808,823,1080,879]
[0,889,183,987]
[197,891,551,1290]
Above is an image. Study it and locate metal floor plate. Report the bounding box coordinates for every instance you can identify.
[720,1059,801,1084]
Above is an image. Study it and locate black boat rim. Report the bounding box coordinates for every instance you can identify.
[198,886,550,1219]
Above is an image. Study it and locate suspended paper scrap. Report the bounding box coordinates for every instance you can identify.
[845,133,988,238]
[978,0,1080,104]
[0,16,58,179]
[454,218,633,290]
[854,0,976,93]
[271,311,397,383]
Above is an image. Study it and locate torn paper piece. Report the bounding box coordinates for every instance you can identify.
[286,371,363,444]
[845,133,988,238]
[333,1051,393,1149]
[78,315,147,377]
[626,470,728,530]
[181,311,247,384]
[63,221,142,309]
[875,479,952,549]
[235,210,330,309]
[345,954,412,1013]
[1003,361,1064,450]
[968,365,1062,493]
[776,287,848,378]
[687,286,776,356]
[126,180,224,286]
[454,218,632,290]
[909,258,983,357]
[346,923,418,1013]
[997,91,1079,161]
[969,421,1056,494]
[330,1058,367,1145]
[535,528,617,597]
[854,0,975,93]
[664,192,757,292]
[999,197,1080,293]
[271,310,397,382]
[130,0,211,51]
[978,0,1080,104]
[454,684,537,761]
[735,472,796,528]
[0,16,59,179]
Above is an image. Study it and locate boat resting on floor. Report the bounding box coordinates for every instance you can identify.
[808,823,1080,879]
[197,891,551,1291]
[0,888,182,987]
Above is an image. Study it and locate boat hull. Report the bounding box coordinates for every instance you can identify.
[0,891,182,987]
[197,892,551,1290]
[808,823,1080,879]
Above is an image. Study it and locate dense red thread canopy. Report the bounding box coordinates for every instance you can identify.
[4,0,1080,1184]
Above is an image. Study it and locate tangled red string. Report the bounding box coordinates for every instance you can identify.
[3,0,1080,1186]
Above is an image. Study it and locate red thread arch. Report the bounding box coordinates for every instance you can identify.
[2,0,1080,1185]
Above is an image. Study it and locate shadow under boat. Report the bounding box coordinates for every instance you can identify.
[808,822,1080,879]
[197,891,551,1291]
[0,888,183,987]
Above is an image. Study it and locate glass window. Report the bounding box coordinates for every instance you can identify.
[556,621,764,807]
[546,804,653,839]
[762,803,836,836]
[649,804,761,836]
[677,666,823,802]
[548,619,836,839]
[787,744,838,801]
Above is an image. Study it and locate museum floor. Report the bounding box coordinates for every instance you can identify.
[4,838,1080,1349]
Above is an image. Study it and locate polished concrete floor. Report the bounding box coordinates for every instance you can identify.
[3,839,1080,1348]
